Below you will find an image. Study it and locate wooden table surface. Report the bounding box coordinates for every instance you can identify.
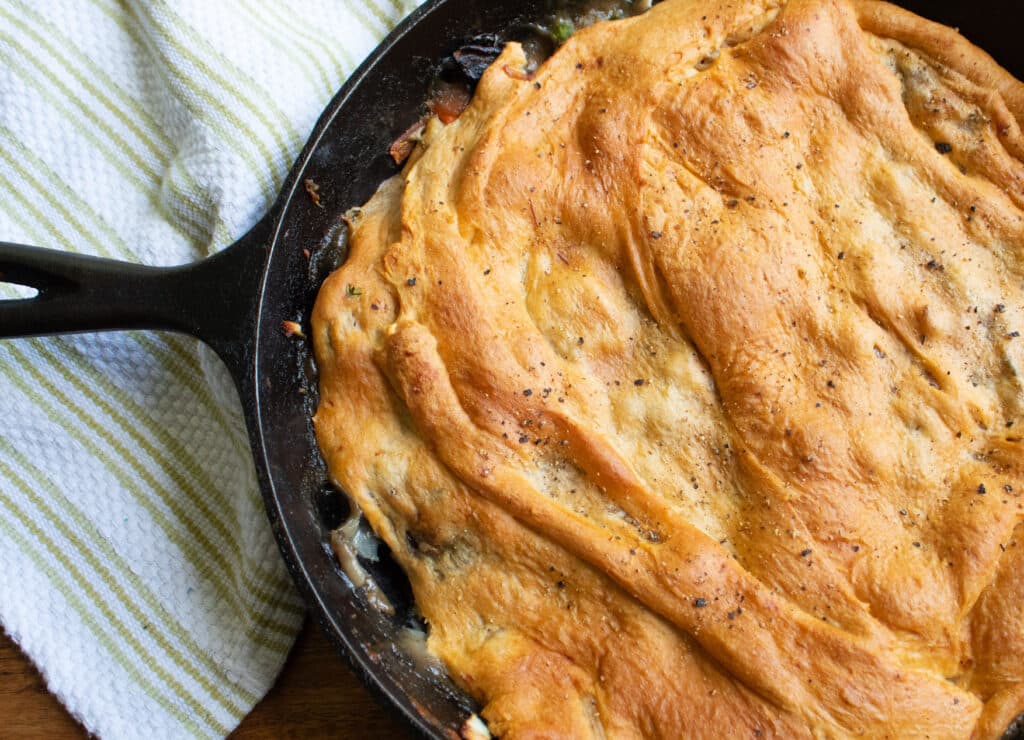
[0,621,413,739]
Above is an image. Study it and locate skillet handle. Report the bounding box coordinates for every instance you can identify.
[0,216,272,385]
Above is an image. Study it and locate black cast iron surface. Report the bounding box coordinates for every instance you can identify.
[1,1,1023,737]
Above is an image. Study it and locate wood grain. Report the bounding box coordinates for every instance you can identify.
[230,622,413,740]
[0,622,411,739]
[0,628,84,738]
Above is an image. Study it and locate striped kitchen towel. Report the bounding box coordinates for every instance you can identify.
[0,0,422,737]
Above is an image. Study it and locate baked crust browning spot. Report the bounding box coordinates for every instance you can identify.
[313,1,1024,736]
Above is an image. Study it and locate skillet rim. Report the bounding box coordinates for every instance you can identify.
[251,1,461,736]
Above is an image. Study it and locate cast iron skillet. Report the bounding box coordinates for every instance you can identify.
[1,1,1022,737]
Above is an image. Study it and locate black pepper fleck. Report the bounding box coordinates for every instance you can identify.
[694,598,708,608]
[634,378,645,386]
[800,549,812,557]
[406,277,417,286]
[935,142,953,154]
[978,483,987,495]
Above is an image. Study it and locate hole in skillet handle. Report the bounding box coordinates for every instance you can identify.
[0,282,39,301]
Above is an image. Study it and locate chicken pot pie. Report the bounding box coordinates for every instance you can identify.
[312,0,1024,736]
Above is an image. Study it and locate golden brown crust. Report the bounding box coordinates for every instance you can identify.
[854,0,1024,137]
[312,1,1024,736]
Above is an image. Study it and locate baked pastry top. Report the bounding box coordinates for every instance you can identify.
[311,0,1024,736]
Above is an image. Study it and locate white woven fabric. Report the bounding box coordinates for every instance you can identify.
[0,1,421,736]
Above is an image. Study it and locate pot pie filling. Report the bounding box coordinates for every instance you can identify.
[312,0,1024,736]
